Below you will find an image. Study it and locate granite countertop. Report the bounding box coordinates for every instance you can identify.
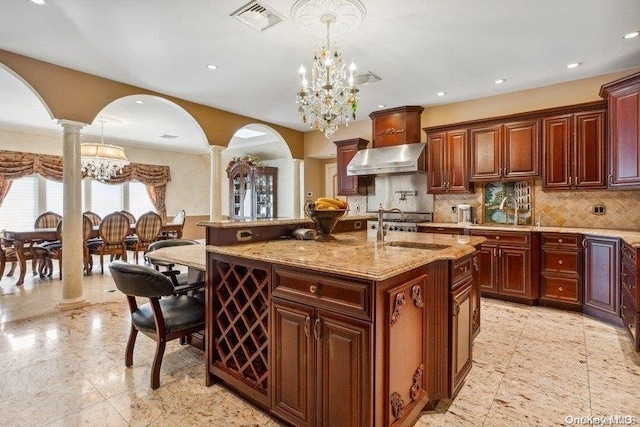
[198,215,375,228]
[418,222,640,247]
[146,244,206,270]
[207,230,485,281]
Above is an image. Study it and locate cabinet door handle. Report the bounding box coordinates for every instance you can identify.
[558,239,563,244]
[304,316,310,337]
[499,248,502,257]
[493,248,497,257]
[558,260,563,265]
[309,285,318,294]
[582,240,587,249]
[558,286,564,292]
[313,318,321,340]
[608,174,613,184]
[568,177,572,186]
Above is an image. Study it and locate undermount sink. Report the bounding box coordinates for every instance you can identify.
[385,241,450,250]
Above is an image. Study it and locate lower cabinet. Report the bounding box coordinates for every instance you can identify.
[470,230,539,304]
[450,273,473,397]
[272,298,371,427]
[583,235,621,324]
[539,233,583,310]
[620,242,640,351]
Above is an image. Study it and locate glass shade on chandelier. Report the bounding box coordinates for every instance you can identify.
[81,121,129,182]
[296,14,359,139]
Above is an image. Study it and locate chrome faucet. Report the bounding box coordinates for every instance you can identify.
[377,204,404,243]
[499,196,519,226]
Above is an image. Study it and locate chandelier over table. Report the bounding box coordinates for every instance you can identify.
[81,120,129,182]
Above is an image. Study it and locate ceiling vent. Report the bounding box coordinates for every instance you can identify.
[354,71,381,86]
[231,1,285,32]
[159,134,178,139]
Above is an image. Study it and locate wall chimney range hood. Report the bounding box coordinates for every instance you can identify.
[346,142,426,176]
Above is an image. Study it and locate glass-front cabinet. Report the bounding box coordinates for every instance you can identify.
[227,161,277,220]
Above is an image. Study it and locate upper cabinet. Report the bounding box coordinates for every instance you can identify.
[426,129,473,194]
[600,71,640,189]
[469,119,541,182]
[227,162,277,220]
[369,105,424,148]
[542,108,606,190]
[334,138,369,196]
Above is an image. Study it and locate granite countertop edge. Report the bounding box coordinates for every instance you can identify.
[198,215,375,228]
[417,222,640,247]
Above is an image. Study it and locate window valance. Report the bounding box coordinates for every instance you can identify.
[0,149,171,186]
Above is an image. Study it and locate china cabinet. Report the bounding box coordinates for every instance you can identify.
[227,161,277,220]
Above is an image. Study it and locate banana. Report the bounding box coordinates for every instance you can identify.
[316,197,347,209]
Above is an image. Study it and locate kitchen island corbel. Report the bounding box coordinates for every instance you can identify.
[203,229,485,426]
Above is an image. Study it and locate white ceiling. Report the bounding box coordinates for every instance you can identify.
[0,0,639,153]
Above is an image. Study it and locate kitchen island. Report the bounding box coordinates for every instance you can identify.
[203,228,485,426]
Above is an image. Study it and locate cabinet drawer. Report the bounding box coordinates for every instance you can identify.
[542,250,580,274]
[419,226,465,235]
[273,267,372,320]
[471,231,530,246]
[621,242,638,267]
[451,256,473,286]
[621,289,639,352]
[541,275,580,303]
[621,259,638,308]
[541,233,580,248]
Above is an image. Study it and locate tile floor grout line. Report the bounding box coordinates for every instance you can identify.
[583,314,594,420]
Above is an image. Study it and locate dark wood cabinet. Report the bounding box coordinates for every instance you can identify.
[470,230,539,304]
[542,110,606,190]
[227,162,277,220]
[369,106,424,148]
[271,268,372,427]
[450,277,472,397]
[334,138,369,196]
[469,119,540,181]
[426,129,472,194]
[600,71,640,189]
[583,235,620,324]
[620,241,640,351]
[540,233,583,309]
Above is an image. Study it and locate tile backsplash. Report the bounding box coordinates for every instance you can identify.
[434,181,640,230]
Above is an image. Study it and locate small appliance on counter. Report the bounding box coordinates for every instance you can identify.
[457,204,473,225]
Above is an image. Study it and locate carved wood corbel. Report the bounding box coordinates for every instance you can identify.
[411,284,423,308]
[390,292,406,325]
[410,364,424,401]
[390,391,405,420]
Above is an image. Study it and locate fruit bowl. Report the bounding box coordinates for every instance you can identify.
[304,201,349,241]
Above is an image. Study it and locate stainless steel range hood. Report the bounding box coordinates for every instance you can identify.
[346,142,426,176]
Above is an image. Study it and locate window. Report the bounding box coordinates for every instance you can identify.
[90,181,124,219]
[0,176,38,230]
[0,176,158,230]
[128,181,156,219]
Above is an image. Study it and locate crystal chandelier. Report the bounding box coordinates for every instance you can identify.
[81,120,129,182]
[296,13,359,139]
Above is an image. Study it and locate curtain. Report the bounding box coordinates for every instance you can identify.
[0,150,171,213]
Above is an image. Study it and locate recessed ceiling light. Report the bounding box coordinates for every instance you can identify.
[566,62,580,69]
[623,31,639,39]
[206,64,218,70]
[377,104,386,108]
[494,79,505,85]
[134,100,144,104]
[30,0,45,4]
[436,92,446,97]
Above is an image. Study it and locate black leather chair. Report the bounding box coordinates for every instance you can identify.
[109,261,205,389]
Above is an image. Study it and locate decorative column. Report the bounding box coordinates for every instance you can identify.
[291,159,303,218]
[57,120,90,310]
[209,145,225,221]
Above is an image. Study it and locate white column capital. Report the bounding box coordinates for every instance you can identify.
[56,119,88,133]
[209,145,225,155]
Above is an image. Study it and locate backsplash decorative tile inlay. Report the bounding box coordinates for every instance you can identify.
[434,182,640,230]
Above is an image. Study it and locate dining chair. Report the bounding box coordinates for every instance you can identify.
[120,210,136,224]
[82,210,102,226]
[158,209,185,240]
[0,237,18,280]
[108,261,205,389]
[127,211,162,264]
[32,211,62,276]
[88,212,129,274]
[43,215,94,279]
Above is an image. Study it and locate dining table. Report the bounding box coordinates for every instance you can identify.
[2,223,184,285]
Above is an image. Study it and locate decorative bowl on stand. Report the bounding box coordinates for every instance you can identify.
[304,202,349,241]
